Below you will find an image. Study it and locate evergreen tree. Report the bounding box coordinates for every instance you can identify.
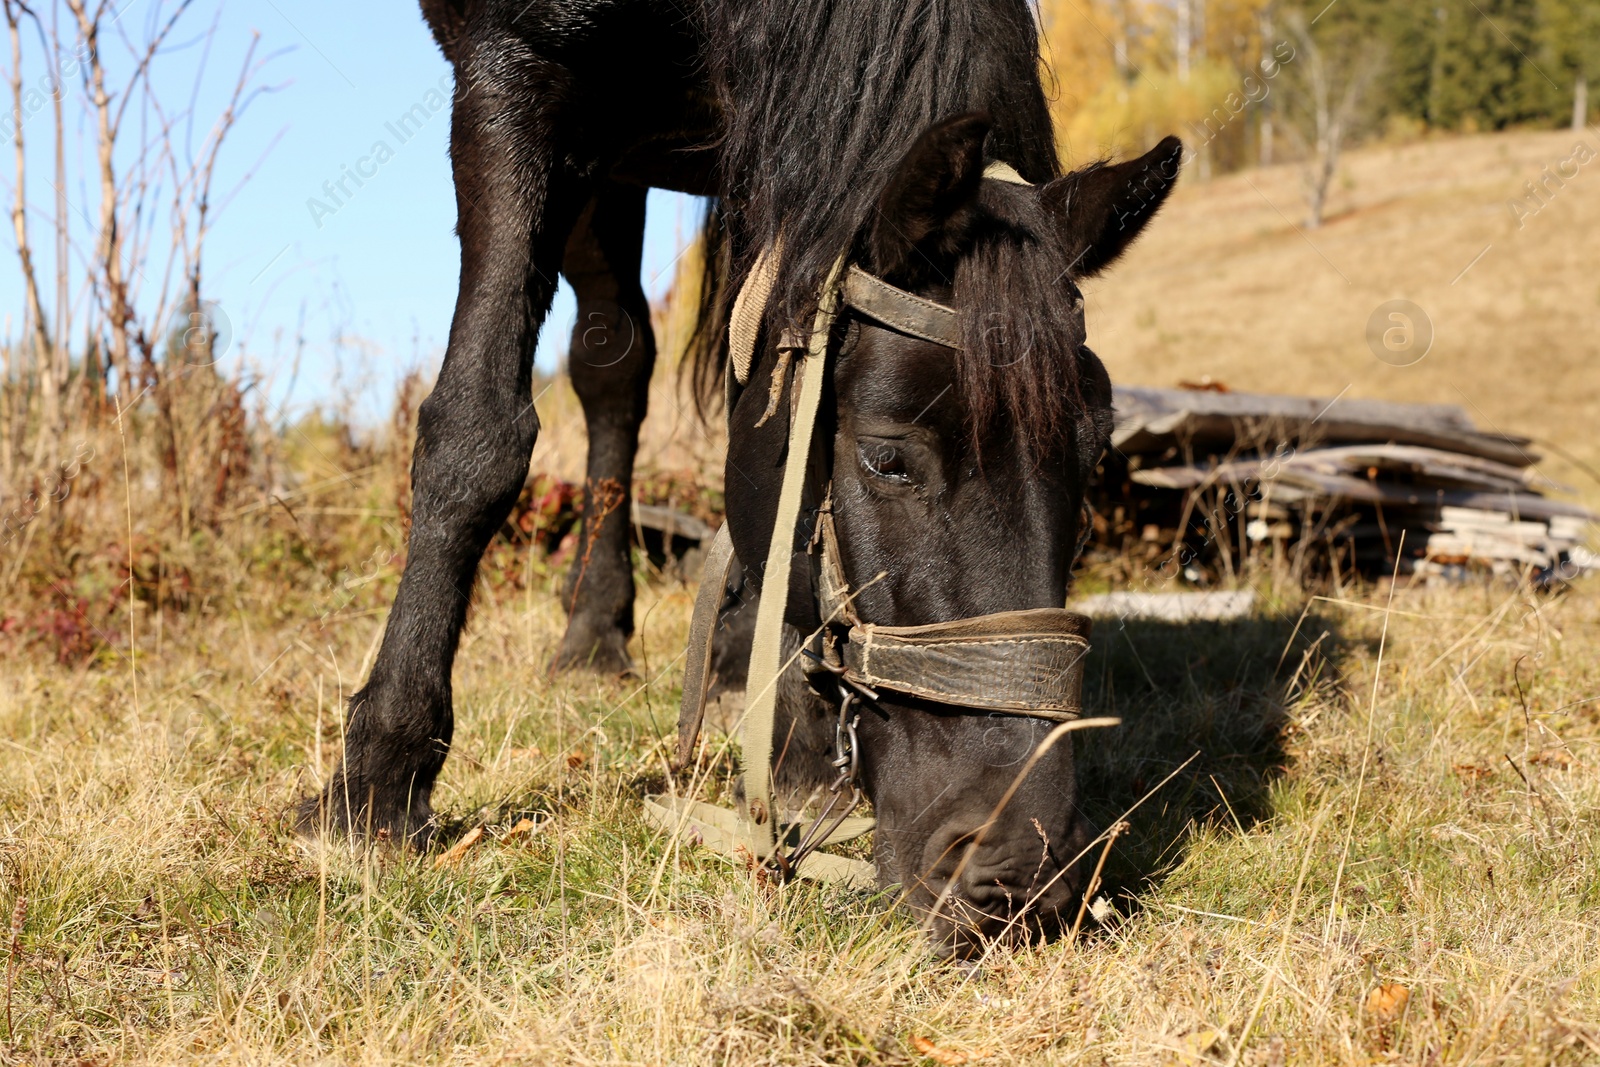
[1428,0,1557,129]
[1372,3,1441,126]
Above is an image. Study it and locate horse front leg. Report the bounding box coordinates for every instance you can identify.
[553,184,656,674]
[300,51,588,845]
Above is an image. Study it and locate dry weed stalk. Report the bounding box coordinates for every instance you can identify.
[1068,819,1127,943]
[3,892,23,1046]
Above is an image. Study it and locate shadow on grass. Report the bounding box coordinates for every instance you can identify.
[1073,607,1352,912]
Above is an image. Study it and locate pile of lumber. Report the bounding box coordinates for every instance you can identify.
[1090,386,1597,585]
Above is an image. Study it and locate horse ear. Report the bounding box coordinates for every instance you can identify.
[866,113,991,283]
[1045,135,1184,278]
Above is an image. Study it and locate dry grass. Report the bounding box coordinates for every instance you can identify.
[3,517,1598,1063]
[4,128,1600,1064]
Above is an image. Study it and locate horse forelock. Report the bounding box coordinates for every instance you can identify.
[688,0,1064,426]
[951,183,1102,460]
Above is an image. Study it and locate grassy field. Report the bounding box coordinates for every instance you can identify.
[4,546,1598,1063]
[2,130,1599,1064]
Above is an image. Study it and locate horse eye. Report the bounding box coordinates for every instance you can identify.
[859,442,908,481]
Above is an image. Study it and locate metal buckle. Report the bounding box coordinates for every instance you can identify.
[768,671,870,881]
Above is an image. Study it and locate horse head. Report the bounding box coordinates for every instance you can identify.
[724,114,1181,956]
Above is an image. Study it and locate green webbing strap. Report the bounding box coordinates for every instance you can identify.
[652,250,873,886]
[641,795,877,889]
[739,252,849,856]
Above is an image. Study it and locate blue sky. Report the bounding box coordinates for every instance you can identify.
[1,0,700,421]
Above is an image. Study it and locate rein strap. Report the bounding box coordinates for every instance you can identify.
[738,252,849,855]
[675,523,738,767]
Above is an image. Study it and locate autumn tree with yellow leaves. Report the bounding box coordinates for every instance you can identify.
[1040,0,1281,174]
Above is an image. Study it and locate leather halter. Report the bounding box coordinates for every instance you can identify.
[645,162,1096,887]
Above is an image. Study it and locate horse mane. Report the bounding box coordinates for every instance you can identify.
[688,0,1082,448]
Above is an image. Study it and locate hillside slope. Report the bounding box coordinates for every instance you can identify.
[1081,128,1600,508]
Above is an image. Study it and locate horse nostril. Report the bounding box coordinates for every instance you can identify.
[902,817,1087,956]
[907,828,1080,955]
[925,898,1054,960]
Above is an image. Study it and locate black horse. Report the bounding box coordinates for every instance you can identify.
[303,0,1179,952]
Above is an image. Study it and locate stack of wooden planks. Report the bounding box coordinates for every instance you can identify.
[1091,386,1597,584]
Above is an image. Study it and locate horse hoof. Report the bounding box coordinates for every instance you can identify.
[293,790,437,850]
[551,624,634,676]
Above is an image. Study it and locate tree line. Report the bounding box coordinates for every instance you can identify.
[1041,0,1599,222]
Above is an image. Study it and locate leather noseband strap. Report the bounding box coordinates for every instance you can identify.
[811,498,1089,720]
[839,615,1090,717]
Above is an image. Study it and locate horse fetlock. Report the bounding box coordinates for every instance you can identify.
[558,503,636,675]
[299,771,439,849]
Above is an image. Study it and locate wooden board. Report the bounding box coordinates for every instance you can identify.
[1114,386,1484,434]
[1131,445,1556,494]
[1111,387,1537,467]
